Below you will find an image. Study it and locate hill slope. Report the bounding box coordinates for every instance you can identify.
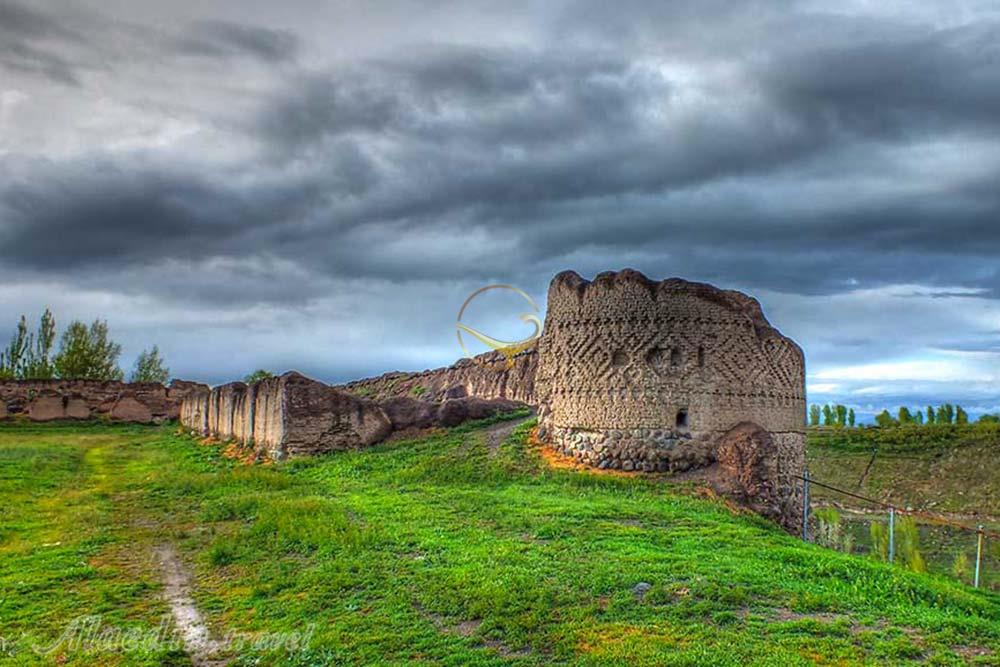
[807,424,1000,516]
[0,418,998,666]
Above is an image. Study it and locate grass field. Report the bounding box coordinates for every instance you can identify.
[0,418,998,666]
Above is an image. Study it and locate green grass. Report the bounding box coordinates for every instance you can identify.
[0,418,998,665]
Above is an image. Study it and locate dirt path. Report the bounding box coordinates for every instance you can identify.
[153,545,228,667]
[483,415,532,456]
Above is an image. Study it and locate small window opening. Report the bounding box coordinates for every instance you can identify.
[676,409,689,429]
[670,347,682,368]
[611,350,628,366]
[697,346,705,368]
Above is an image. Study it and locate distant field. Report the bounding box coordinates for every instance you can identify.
[807,424,1000,515]
[0,419,998,666]
[807,425,1000,592]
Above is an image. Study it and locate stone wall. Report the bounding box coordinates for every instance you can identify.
[180,371,521,460]
[340,348,537,404]
[0,379,207,423]
[533,270,806,529]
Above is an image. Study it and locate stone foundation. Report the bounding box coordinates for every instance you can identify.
[543,425,712,472]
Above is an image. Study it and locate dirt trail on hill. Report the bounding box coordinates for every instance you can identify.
[483,415,531,456]
[153,544,228,667]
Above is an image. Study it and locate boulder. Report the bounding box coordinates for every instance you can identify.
[28,395,65,421]
[65,398,91,420]
[444,385,468,399]
[111,396,153,423]
[436,397,522,427]
[380,396,437,431]
[714,422,781,523]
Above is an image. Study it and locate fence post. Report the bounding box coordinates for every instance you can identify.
[802,471,810,542]
[974,525,984,589]
[888,507,895,564]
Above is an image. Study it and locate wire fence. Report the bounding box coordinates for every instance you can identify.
[799,472,998,590]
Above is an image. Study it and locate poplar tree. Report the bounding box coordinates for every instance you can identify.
[955,406,968,424]
[809,404,821,426]
[835,404,847,427]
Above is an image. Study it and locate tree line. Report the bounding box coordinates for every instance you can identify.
[0,309,169,383]
[809,403,995,427]
[809,403,857,427]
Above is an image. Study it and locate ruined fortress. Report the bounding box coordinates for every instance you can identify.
[341,270,806,526]
[535,270,806,525]
[181,269,806,527]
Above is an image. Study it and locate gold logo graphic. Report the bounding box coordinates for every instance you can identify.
[456,285,542,369]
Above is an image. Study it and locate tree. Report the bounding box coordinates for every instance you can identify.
[926,406,935,424]
[243,369,274,384]
[955,405,968,424]
[898,406,913,424]
[822,404,834,426]
[24,309,56,379]
[131,346,169,384]
[935,405,949,425]
[944,404,955,424]
[848,408,856,427]
[0,316,30,379]
[809,404,821,427]
[54,320,123,381]
[978,414,1000,424]
[835,404,847,427]
[875,409,897,428]
[916,411,924,425]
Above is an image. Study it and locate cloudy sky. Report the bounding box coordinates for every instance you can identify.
[2,0,999,419]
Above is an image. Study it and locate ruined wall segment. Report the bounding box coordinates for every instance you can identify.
[0,379,207,423]
[183,371,523,459]
[340,348,537,405]
[182,372,394,459]
[534,269,806,527]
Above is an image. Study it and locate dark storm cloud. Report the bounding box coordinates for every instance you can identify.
[5,30,1000,299]
[0,0,84,84]
[176,20,299,63]
[0,157,325,273]
[3,0,1000,395]
[0,1,77,39]
[760,23,1000,138]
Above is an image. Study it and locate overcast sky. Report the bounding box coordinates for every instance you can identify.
[2,0,999,419]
